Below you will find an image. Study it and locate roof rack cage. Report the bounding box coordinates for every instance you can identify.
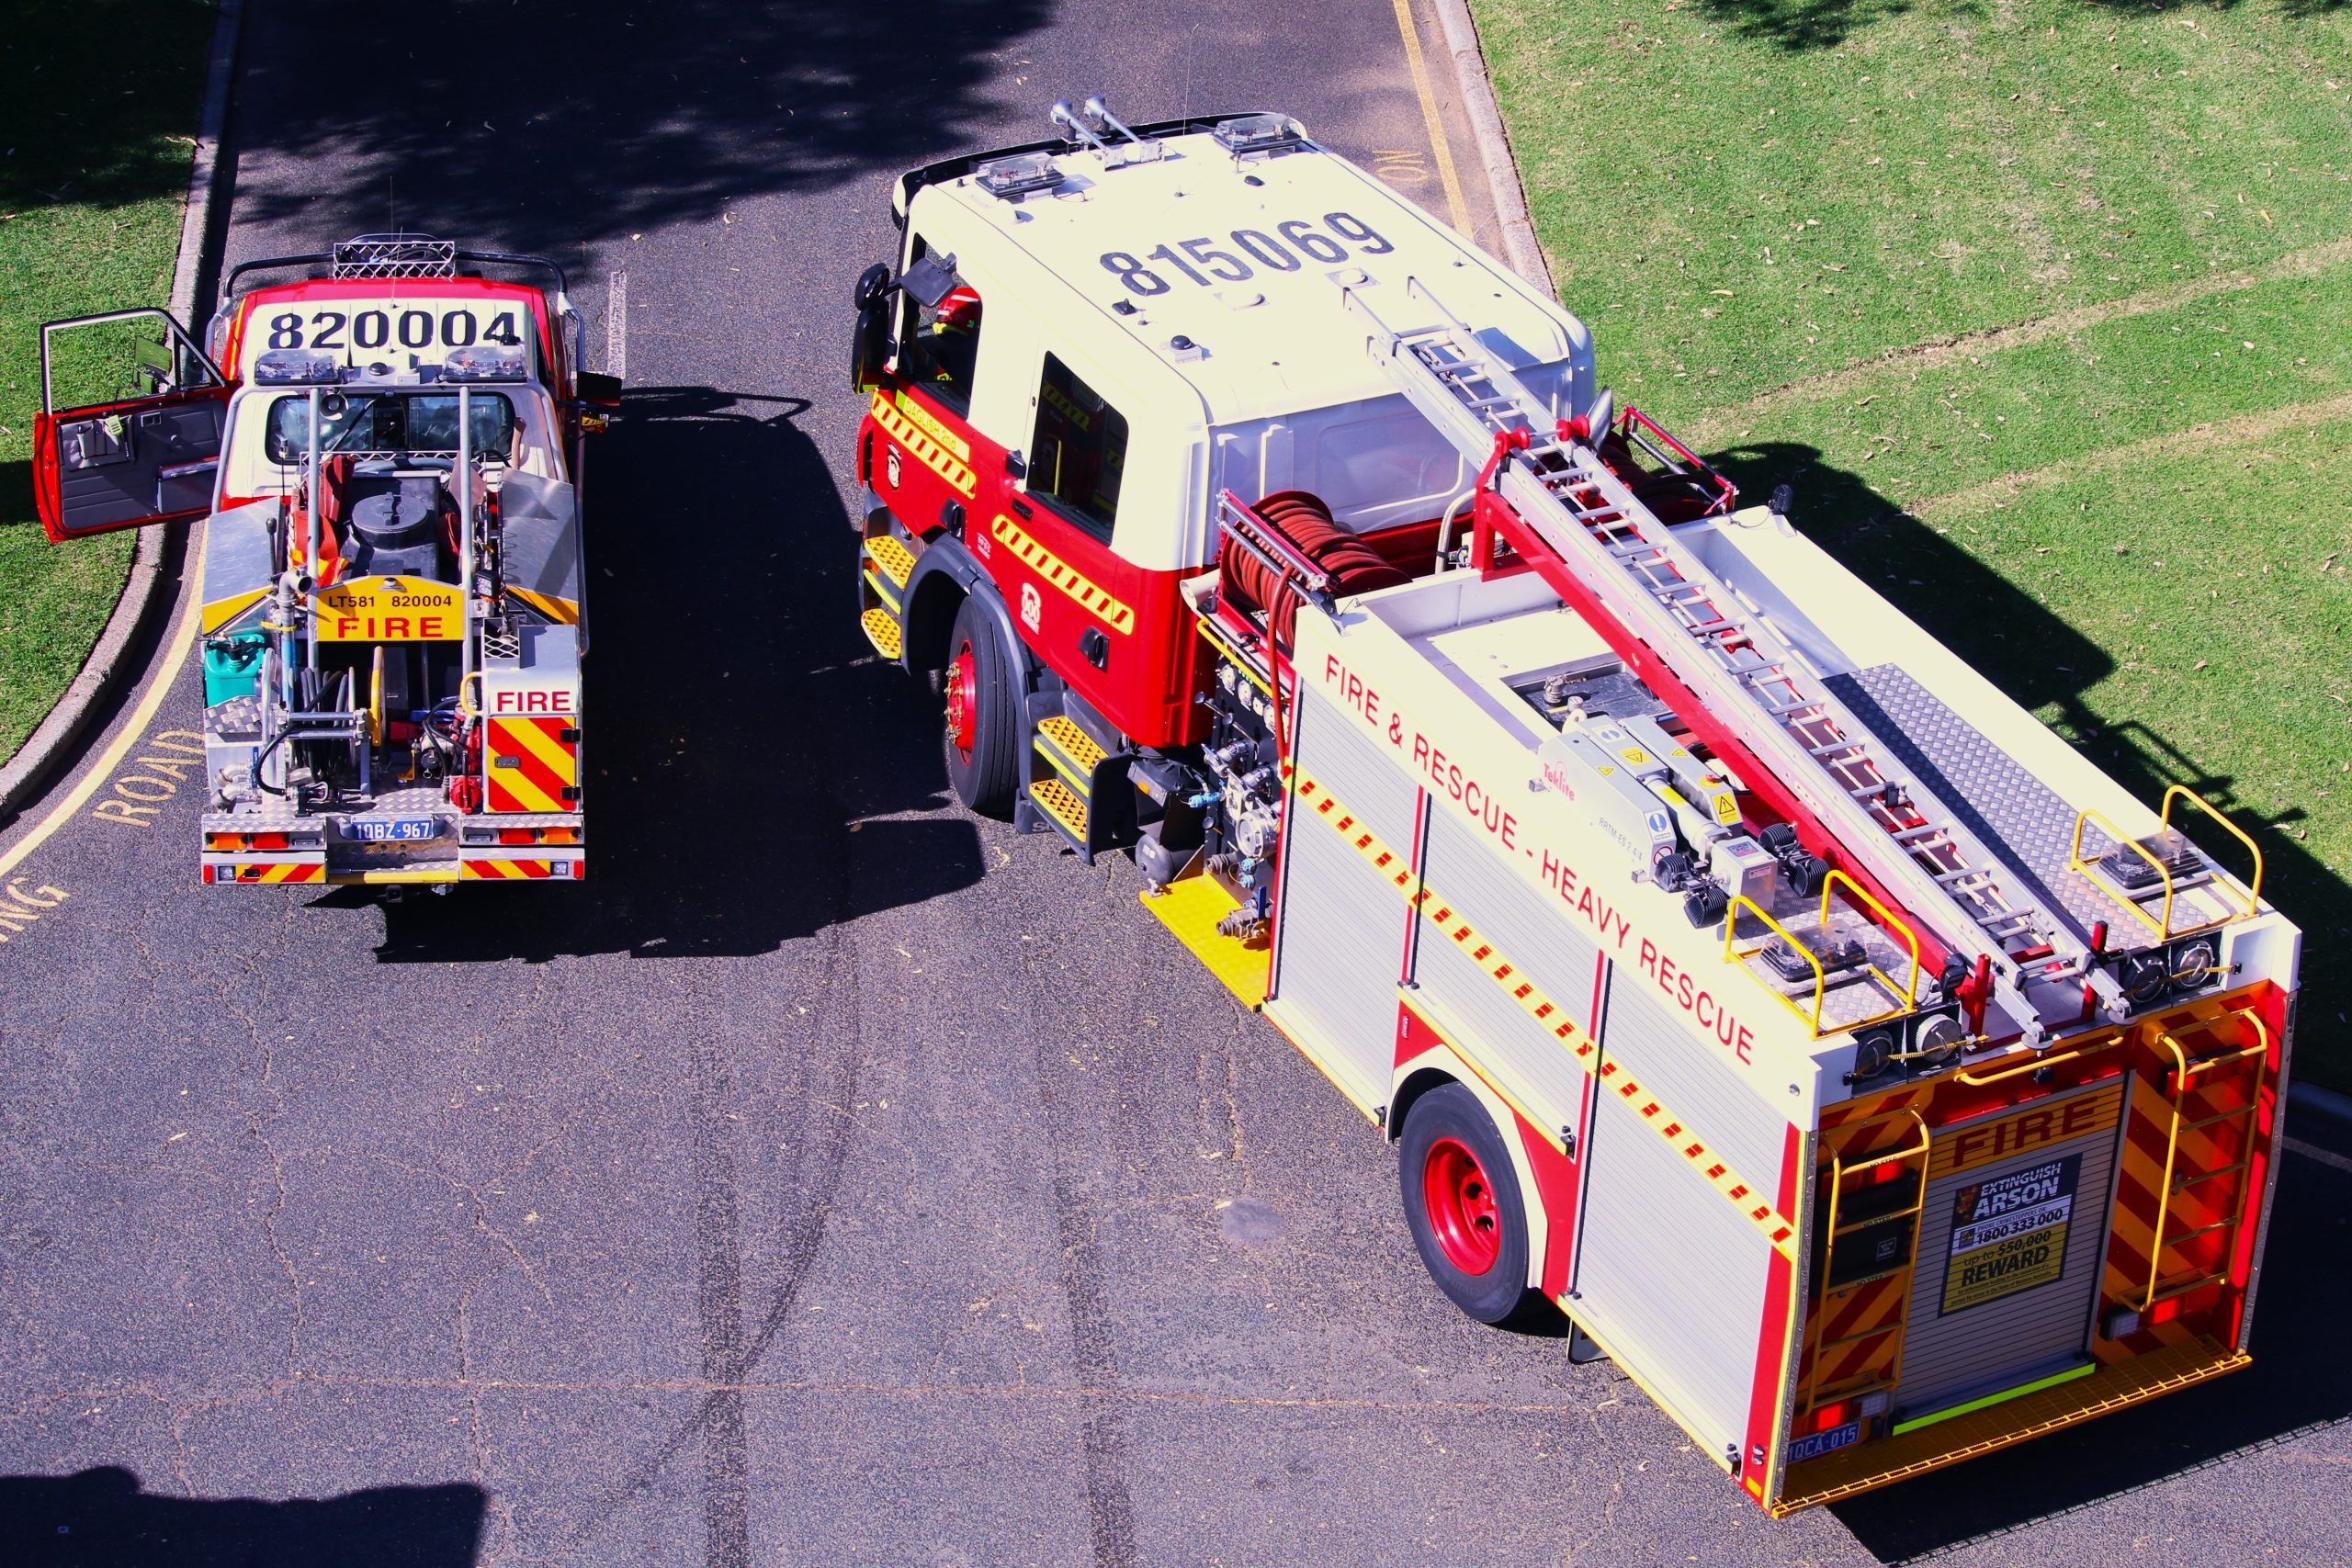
[332,235,459,280]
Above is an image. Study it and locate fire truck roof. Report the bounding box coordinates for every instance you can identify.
[907,118,1592,427]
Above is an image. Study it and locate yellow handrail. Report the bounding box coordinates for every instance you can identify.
[1724,890,1917,1040]
[2072,786,2264,941]
[1952,1030,2124,1088]
[1726,895,1829,1037]
[2071,808,2179,939]
[1821,869,1922,1013]
[2163,785,2265,921]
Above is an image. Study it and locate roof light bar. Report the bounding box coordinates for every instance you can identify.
[442,343,528,382]
[975,152,1065,200]
[1212,114,1304,157]
[252,348,342,386]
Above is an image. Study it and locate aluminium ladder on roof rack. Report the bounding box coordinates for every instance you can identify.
[1345,276,2121,1033]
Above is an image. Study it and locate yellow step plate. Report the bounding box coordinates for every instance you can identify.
[1140,874,1270,1007]
[1030,775,1090,841]
[860,607,903,660]
[865,533,916,588]
[1036,714,1107,775]
[1771,1335,2246,1514]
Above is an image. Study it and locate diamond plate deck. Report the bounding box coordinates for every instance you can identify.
[1823,665,2147,942]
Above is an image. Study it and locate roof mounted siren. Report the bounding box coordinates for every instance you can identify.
[1051,96,1162,168]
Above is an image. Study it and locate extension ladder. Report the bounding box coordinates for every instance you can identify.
[1348,276,2119,1032]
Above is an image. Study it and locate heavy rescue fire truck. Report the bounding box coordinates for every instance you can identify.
[851,104,2300,1512]
[34,237,617,887]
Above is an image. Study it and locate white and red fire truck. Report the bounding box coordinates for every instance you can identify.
[851,104,2299,1512]
[34,236,617,886]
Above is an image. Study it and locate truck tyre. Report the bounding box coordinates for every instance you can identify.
[943,593,1019,818]
[1399,1083,1537,1325]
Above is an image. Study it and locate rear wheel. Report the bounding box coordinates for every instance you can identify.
[943,594,1019,818]
[1399,1083,1537,1325]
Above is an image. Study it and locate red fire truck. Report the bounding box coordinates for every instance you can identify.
[34,236,617,886]
[851,102,2300,1513]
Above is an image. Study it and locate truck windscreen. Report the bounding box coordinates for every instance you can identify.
[266,391,515,463]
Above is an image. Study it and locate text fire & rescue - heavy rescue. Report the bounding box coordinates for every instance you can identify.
[34,236,618,886]
[849,102,2301,1514]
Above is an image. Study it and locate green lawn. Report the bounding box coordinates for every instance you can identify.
[0,0,217,765]
[1473,0,2352,1081]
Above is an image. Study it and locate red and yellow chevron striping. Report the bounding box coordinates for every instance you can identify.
[1805,1271,1910,1396]
[988,514,1136,634]
[462,858,561,880]
[1291,769,1798,1256]
[869,389,977,498]
[2097,1003,2268,1360]
[485,716,578,814]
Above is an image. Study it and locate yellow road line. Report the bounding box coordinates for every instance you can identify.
[0,526,207,883]
[1389,0,1472,234]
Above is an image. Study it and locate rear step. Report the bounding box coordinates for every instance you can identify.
[1018,707,1137,863]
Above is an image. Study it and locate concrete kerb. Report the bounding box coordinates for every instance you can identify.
[1429,0,1554,296]
[0,0,243,826]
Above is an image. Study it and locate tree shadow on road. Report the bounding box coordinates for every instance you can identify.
[226,0,1057,251]
[1702,441,2352,1553]
[345,385,982,962]
[0,1466,483,1567]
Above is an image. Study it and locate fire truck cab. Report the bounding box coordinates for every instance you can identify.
[853,105,2300,1515]
[33,236,619,887]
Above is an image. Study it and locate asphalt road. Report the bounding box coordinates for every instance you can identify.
[3,3,2348,1564]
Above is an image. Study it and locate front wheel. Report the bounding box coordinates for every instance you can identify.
[1398,1083,1538,1325]
[942,593,1019,818]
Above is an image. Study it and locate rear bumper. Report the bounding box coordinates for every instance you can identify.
[1770,1334,2247,1514]
[200,809,586,886]
[200,852,586,886]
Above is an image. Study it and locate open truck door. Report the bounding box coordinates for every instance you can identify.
[34,308,228,541]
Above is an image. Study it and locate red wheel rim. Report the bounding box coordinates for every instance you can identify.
[1422,1136,1503,1275]
[944,641,978,758]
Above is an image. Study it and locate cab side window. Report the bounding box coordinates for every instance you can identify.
[898,238,983,414]
[1028,354,1127,540]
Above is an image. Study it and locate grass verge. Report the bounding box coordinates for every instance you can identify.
[1473,0,2352,1081]
[0,0,218,765]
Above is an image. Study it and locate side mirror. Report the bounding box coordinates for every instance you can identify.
[851,264,896,392]
[576,370,622,408]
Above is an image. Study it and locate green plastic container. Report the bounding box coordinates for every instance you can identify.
[203,631,266,708]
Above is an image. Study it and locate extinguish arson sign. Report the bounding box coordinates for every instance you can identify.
[1940,1156,2080,1315]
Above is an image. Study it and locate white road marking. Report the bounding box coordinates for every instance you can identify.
[606,269,628,381]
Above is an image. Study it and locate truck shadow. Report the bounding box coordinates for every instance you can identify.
[1713,439,2347,1043]
[1702,441,2352,1553]
[1829,1145,2351,1561]
[354,385,981,962]
[0,1467,483,1567]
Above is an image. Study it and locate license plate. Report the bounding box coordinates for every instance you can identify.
[348,817,440,843]
[1787,1421,1861,1463]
